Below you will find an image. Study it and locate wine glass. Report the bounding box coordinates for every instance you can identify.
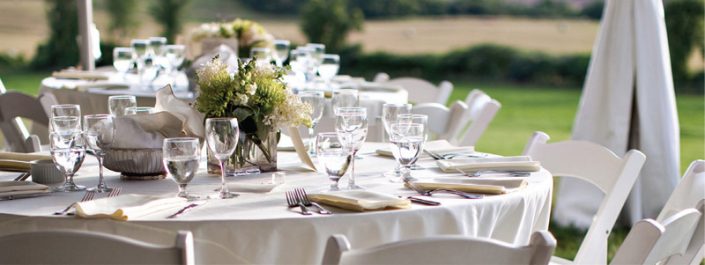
[382,103,412,181]
[250,47,272,67]
[205,118,239,199]
[108,95,137,117]
[318,54,340,85]
[163,137,200,199]
[335,107,367,189]
[148,36,167,57]
[316,132,351,191]
[332,89,359,114]
[397,114,429,170]
[125,106,156,115]
[83,114,114,193]
[389,123,425,182]
[164,44,186,75]
[273,39,290,67]
[130,39,149,58]
[306,43,325,66]
[298,91,325,156]
[50,104,81,134]
[113,47,135,80]
[289,48,310,84]
[49,132,86,192]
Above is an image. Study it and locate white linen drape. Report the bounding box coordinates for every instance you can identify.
[554,0,680,228]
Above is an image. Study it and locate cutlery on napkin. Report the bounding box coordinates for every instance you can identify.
[376,140,474,157]
[0,181,50,200]
[436,156,540,173]
[406,177,528,195]
[307,190,411,212]
[74,194,188,221]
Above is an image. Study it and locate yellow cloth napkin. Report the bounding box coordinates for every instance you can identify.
[52,70,110,80]
[376,140,474,157]
[309,190,411,212]
[0,152,52,162]
[407,177,528,195]
[437,156,540,173]
[0,181,50,198]
[0,160,31,172]
[75,194,187,221]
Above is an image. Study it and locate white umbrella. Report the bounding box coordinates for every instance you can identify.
[553,0,680,228]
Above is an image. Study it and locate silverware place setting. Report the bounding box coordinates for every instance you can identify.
[285,188,331,215]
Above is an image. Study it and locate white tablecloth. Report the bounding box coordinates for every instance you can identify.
[0,143,552,264]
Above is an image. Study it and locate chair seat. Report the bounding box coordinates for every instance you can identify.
[549,255,573,265]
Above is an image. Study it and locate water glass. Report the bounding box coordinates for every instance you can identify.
[250,47,272,67]
[317,132,351,191]
[389,123,425,181]
[397,114,429,170]
[332,89,359,113]
[113,47,135,78]
[125,106,156,115]
[318,54,340,82]
[205,118,239,199]
[273,39,290,67]
[108,95,137,117]
[306,43,325,65]
[148,36,167,57]
[83,114,114,193]
[130,39,149,58]
[382,103,412,180]
[163,137,201,199]
[164,44,186,73]
[335,107,367,189]
[50,104,81,133]
[299,91,325,155]
[49,132,86,192]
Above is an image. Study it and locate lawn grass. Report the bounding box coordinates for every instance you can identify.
[1,70,703,261]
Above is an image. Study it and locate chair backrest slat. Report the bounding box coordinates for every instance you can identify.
[383,77,453,105]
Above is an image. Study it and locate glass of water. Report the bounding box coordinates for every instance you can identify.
[306,43,325,66]
[164,44,186,75]
[298,91,325,156]
[273,39,290,67]
[83,114,115,193]
[389,123,425,181]
[108,95,137,117]
[318,54,340,85]
[49,132,86,192]
[125,106,156,115]
[250,47,272,67]
[50,104,82,134]
[113,47,135,80]
[205,118,239,199]
[335,107,368,189]
[382,103,412,181]
[148,36,167,57]
[397,114,428,170]
[332,89,359,114]
[316,132,351,191]
[163,137,201,199]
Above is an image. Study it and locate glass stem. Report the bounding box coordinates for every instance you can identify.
[349,149,357,187]
[219,159,228,194]
[96,155,105,188]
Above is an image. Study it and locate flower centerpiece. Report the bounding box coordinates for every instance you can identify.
[192,19,274,58]
[195,57,311,174]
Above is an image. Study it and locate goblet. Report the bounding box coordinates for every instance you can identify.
[49,132,86,192]
[205,118,239,199]
[108,95,137,117]
[389,123,425,182]
[113,47,135,80]
[125,106,156,115]
[273,40,290,67]
[316,132,351,191]
[335,107,367,189]
[83,114,115,193]
[50,104,81,136]
[397,114,429,170]
[298,91,325,156]
[382,103,412,181]
[163,137,200,199]
[332,89,359,114]
[318,54,340,86]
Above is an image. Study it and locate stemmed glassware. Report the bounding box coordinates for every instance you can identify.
[125,106,156,115]
[50,104,81,135]
[389,123,425,182]
[298,91,325,156]
[318,54,340,87]
[273,40,290,67]
[205,118,240,199]
[148,36,167,57]
[332,89,359,113]
[163,137,200,199]
[316,132,351,191]
[382,103,412,181]
[335,107,368,189]
[250,47,272,67]
[397,114,429,170]
[49,132,86,192]
[108,95,137,117]
[83,114,114,193]
[306,43,325,67]
[164,44,186,75]
[113,47,135,80]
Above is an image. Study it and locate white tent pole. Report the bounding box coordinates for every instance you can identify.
[77,0,94,71]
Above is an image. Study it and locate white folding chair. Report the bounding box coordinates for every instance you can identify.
[447,89,501,146]
[383,77,453,105]
[0,230,195,265]
[411,100,468,141]
[321,231,556,265]
[656,160,705,265]
[611,208,702,265]
[0,79,54,152]
[522,131,646,265]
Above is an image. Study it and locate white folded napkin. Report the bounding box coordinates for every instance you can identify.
[407,177,528,195]
[437,156,540,173]
[0,181,50,198]
[0,160,31,172]
[308,190,411,212]
[75,194,188,221]
[52,70,110,80]
[226,182,281,193]
[376,140,474,157]
[0,152,52,162]
[155,85,205,138]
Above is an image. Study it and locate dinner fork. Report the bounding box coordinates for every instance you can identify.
[285,190,311,215]
[455,168,530,178]
[296,188,331,215]
[54,191,95,215]
[403,179,482,199]
[13,172,31,181]
[107,187,121,198]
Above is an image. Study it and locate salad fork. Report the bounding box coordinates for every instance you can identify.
[296,188,331,215]
[285,190,311,215]
[54,190,95,215]
[403,179,482,199]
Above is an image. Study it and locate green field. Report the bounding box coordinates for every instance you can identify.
[2,69,703,261]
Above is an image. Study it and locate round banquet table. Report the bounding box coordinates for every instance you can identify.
[0,143,552,264]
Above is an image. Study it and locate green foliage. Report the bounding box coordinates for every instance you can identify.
[30,0,79,70]
[239,0,302,14]
[105,0,140,40]
[580,0,604,20]
[665,0,705,93]
[149,0,191,43]
[300,0,364,52]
